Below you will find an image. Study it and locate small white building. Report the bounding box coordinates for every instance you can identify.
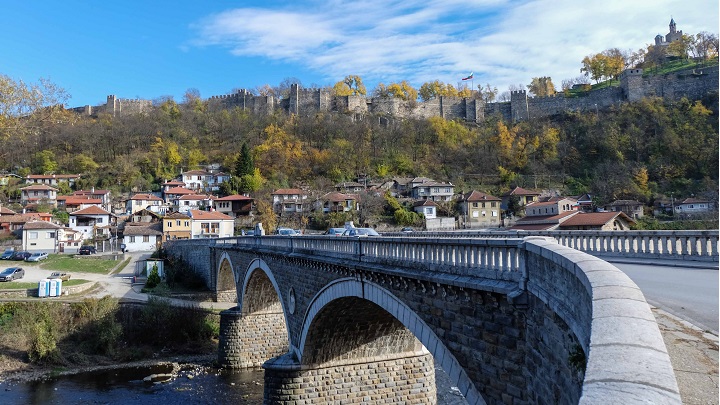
[675,198,713,215]
[122,223,163,252]
[413,200,437,219]
[22,220,62,253]
[188,210,235,238]
[271,188,308,213]
[126,193,164,214]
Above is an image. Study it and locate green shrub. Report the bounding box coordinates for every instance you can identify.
[145,266,161,289]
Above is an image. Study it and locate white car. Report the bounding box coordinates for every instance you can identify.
[25,252,49,262]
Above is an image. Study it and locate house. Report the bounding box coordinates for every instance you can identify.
[0,173,22,186]
[57,196,104,212]
[457,191,502,228]
[674,198,714,216]
[163,186,197,204]
[509,211,579,231]
[271,188,308,213]
[188,210,235,238]
[502,187,541,211]
[317,192,357,213]
[181,170,230,193]
[69,206,115,241]
[392,177,434,197]
[72,189,113,211]
[122,222,163,252]
[21,220,62,253]
[161,179,187,192]
[0,206,17,217]
[163,212,192,241]
[559,212,636,231]
[413,200,437,219]
[0,213,43,236]
[126,193,164,214]
[524,198,577,217]
[411,181,455,202]
[25,174,80,187]
[575,194,594,213]
[335,182,365,193]
[175,194,215,214]
[215,194,254,218]
[20,184,58,206]
[604,200,645,219]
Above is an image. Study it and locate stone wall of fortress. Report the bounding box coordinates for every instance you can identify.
[74,66,717,122]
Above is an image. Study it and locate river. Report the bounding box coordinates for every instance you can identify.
[1,361,469,404]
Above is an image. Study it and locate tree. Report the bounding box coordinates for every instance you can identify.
[332,75,366,96]
[235,142,254,177]
[418,81,459,101]
[527,77,556,97]
[667,34,692,62]
[580,49,625,83]
[33,150,59,174]
[690,32,719,61]
[478,83,498,103]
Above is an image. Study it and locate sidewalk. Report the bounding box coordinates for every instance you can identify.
[653,307,719,405]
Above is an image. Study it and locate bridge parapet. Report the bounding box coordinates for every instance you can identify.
[384,229,719,262]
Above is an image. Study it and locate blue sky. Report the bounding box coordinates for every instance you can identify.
[2,1,717,107]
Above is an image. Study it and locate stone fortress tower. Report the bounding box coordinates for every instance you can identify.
[654,18,684,48]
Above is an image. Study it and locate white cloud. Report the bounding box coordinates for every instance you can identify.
[192,0,719,92]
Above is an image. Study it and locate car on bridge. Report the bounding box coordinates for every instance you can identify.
[324,227,346,236]
[0,267,24,282]
[276,228,301,236]
[341,228,381,237]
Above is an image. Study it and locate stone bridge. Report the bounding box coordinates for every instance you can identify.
[164,235,684,404]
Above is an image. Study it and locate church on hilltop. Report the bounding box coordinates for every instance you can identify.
[654,18,684,48]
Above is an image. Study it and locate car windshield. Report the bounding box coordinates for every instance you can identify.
[0,268,14,275]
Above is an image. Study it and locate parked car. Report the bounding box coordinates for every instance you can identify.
[341,228,381,237]
[48,271,71,281]
[275,228,300,236]
[0,267,24,281]
[0,248,15,260]
[324,227,347,236]
[25,252,49,262]
[78,245,96,255]
[11,251,31,261]
[401,227,415,233]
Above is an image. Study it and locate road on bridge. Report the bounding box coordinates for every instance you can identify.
[611,261,719,335]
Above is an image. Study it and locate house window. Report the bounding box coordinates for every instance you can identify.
[176,220,181,226]
[491,202,497,207]
[97,218,103,223]
[481,202,486,208]
[492,211,497,217]
[143,235,149,242]
[425,208,433,214]
[472,211,479,218]
[129,236,136,243]
[185,221,190,227]
[472,202,478,208]
[47,232,55,238]
[167,221,172,228]
[29,232,38,239]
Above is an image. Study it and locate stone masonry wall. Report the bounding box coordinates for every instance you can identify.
[263,352,436,404]
[218,307,289,369]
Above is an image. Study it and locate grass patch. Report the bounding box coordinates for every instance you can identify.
[110,257,133,275]
[39,255,119,274]
[0,279,90,290]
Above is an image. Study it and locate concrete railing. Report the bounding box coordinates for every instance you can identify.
[383,230,720,262]
[168,235,681,403]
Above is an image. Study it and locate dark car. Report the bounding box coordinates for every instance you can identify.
[0,248,15,260]
[79,246,96,255]
[11,251,31,261]
[0,267,24,281]
[341,228,381,237]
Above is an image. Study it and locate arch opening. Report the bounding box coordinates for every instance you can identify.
[215,257,236,302]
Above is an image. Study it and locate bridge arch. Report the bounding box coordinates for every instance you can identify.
[218,258,290,368]
[293,278,483,404]
[215,252,237,302]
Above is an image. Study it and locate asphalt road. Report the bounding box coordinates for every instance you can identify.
[611,261,719,335]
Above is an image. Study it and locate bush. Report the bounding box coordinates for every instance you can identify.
[145,266,161,289]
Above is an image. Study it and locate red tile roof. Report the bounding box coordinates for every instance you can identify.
[559,212,634,227]
[188,210,233,220]
[216,195,253,201]
[165,187,196,195]
[272,188,305,195]
[462,190,501,202]
[130,193,163,201]
[70,206,113,216]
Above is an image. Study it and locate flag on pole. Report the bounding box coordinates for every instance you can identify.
[462,72,474,81]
